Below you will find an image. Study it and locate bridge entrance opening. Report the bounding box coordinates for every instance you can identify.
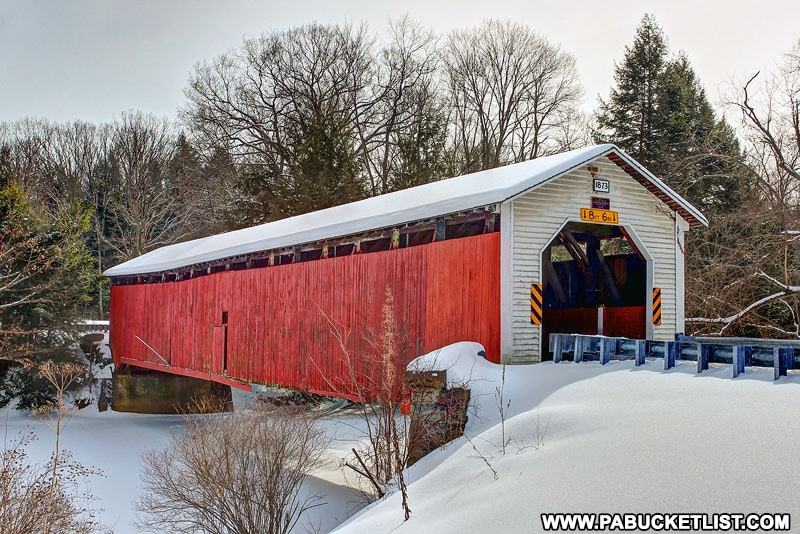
[541,222,648,359]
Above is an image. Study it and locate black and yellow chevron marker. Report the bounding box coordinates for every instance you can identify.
[652,287,662,325]
[530,283,543,325]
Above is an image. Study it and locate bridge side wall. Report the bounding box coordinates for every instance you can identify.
[109,233,501,399]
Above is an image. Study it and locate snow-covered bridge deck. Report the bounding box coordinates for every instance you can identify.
[549,333,800,380]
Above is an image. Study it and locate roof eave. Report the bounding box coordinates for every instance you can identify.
[605,148,709,228]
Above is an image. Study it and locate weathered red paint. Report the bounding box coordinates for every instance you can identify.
[110,233,501,399]
[603,306,646,339]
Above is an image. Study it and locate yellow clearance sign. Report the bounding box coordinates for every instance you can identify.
[580,208,619,224]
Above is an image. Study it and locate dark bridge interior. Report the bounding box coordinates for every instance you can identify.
[542,222,647,358]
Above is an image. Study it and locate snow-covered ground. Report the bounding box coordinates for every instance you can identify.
[1,390,368,534]
[336,345,800,533]
[6,343,800,533]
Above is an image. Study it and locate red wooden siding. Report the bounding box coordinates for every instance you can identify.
[603,306,646,339]
[110,233,501,399]
[541,306,646,356]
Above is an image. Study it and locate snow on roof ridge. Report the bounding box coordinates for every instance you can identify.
[104,144,700,277]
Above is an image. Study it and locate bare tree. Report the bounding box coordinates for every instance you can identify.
[0,116,218,305]
[0,119,54,207]
[35,361,91,534]
[0,362,106,534]
[0,120,111,213]
[183,20,452,222]
[359,17,446,195]
[104,111,185,261]
[183,22,375,167]
[688,41,800,336]
[183,22,380,223]
[443,19,583,172]
[135,404,328,534]
[44,122,112,315]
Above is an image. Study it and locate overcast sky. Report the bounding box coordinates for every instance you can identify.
[1,0,798,125]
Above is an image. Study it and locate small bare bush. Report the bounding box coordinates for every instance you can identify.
[135,404,329,534]
[320,289,472,521]
[323,288,413,520]
[0,428,105,534]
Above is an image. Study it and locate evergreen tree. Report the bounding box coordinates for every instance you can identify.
[170,133,203,190]
[228,111,366,227]
[595,15,749,214]
[595,15,759,336]
[595,14,668,172]
[201,147,237,232]
[168,134,235,236]
[0,183,98,408]
[659,54,714,161]
[657,54,750,214]
[289,112,365,214]
[390,93,448,191]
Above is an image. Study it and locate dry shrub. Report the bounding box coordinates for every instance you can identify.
[323,288,413,520]
[0,428,105,534]
[135,404,329,534]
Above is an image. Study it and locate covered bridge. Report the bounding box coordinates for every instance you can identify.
[105,144,706,404]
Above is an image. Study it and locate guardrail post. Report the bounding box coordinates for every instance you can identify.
[599,338,611,365]
[574,335,585,363]
[635,340,647,366]
[773,347,793,380]
[553,334,564,363]
[774,347,784,380]
[664,341,676,370]
[732,346,746,378]
[697,343,710,374]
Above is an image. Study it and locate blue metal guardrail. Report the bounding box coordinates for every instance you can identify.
[548,333,800,380]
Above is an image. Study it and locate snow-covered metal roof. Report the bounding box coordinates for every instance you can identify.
[104,144,707,277]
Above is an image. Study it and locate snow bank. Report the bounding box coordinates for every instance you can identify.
[406,341,619,435]
[334,359,800,533]
[12,348,796,534]
[408,342,498,387]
